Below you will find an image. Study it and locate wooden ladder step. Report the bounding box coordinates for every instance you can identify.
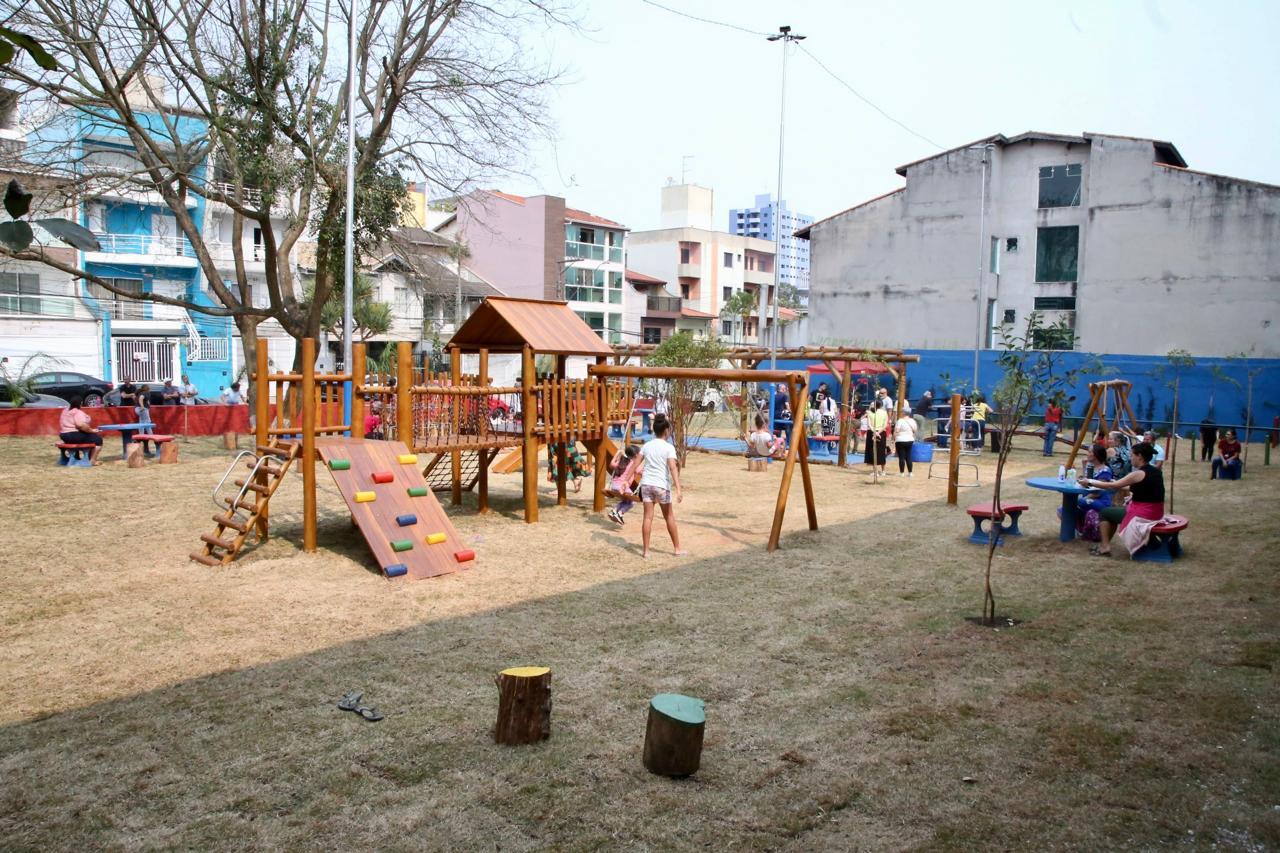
[214,514,249,533]
[224,496,258,512]
[247,459,284,475]
[189,551,222,566]
[233,479,269,494]
[200,533,237,550]
[257,444,294,458]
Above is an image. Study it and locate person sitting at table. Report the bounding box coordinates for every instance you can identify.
[1106,431,1132,479]
[134,385,157,457]
[1211,429,1242,480]
[1073,444,1113,540]
[59,396,103,466]
[1079,441,1163,557]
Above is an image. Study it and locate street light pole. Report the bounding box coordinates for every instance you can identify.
[971,144,993,394]
[342,0,358,374]
[766,25,804,370]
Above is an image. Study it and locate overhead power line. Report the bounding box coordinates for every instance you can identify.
[636,0,944,151]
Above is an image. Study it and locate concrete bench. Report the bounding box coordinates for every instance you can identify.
[1132,515,1189,563]
[56,442,95,467]
[966,501,1029,545]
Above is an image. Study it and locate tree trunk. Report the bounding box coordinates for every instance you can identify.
[236,316,262,407]
[642,693,705,777]
[494,666,551,745]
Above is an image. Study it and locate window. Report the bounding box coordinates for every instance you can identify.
[989,237,1000,274]
[723,286,733,302]
[1006,237,1018,252]
[720,319,733,337]
[1032,327,1076,350]
[643,327,662,344]
[1033,296,1077,311]
[723,251,733,268]
[1038,164,1082,208]
[1003,309,1016,324]
[608,270,622,304]
[394,286,412,315]
[575,310,605,339]
[1035,226,1079,282]
[0,272,63,316]
[563,267,608,303]
[88,278,145,319]
[606,312,621,345]
[680,246,691,264]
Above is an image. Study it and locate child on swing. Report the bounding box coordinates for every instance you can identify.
[606,444,642,525]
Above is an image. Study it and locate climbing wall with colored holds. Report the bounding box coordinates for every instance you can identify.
[315,438,472,580]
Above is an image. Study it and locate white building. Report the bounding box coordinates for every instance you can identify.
[800,131,1280,358]
[628,184,778,345]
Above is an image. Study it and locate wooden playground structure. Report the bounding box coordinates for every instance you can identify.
[191,298,834,570]
[1065,379,1142,468]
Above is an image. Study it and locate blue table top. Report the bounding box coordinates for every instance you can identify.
[98,423,144,431]
[1025,476,1095,495]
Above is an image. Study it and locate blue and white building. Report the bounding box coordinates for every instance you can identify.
[728,193,814,305]
[1,81,298,396]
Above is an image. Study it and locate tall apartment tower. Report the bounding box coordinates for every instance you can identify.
[728,193,814,305]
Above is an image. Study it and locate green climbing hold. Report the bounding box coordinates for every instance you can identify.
[650,693,705,726]
[391,539,413,552]
[328,459,351,471]
[407,486,428,497]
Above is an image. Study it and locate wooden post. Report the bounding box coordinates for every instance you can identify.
[947,392,961,506]
[895,359,908,419]
[301,337,317,552]
[351,342,366,440]
[642,693,705,777]
[1065,383,1101,469]
[768,374,807,551]
[494,666,551,745]
[836,360,853,467]
[478,347,489,385]
[593,356,608,513]
[521,346,538,523]
[158,441,178,464]
[796,377,818,532]
[477,448,490,514]
[254,344,270,541]
[450,346,463,506]
[222,431,238,450]
[396,341,413,447]
[554,355,567,506]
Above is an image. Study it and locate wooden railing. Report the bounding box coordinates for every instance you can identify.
[533,376,606,443]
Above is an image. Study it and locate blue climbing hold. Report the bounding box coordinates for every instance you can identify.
[385,564,408,578]
[396,514,417,527]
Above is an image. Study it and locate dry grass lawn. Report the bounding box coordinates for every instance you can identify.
[0,433,1277,850]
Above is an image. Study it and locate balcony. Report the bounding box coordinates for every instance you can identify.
[86,233,199,268]
[207,180,263,207]
[676,263,700,279]
[207,240,267,270]
[645,293,682,317]
[744,268,773,286]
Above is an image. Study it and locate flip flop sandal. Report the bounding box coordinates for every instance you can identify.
[1091,550,1111,558]
[337,691,363,711]
[356,706,384,722]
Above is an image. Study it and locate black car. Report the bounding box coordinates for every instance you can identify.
[27,371,114,406]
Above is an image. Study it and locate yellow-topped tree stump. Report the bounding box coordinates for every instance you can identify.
[494,666,552,745]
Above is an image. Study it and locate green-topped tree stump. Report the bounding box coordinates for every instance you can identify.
[642,693,705,777]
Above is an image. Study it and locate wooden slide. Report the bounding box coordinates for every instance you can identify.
[315,438,472,580]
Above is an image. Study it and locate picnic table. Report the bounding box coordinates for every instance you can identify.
[1025,476,1096,542]
[97,423,145,459]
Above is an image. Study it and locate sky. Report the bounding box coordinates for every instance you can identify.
[492,0,1280,232]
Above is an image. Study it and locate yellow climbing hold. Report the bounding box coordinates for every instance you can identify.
[397,454,418,464]
[425,532,447,545]
[354,491,376,503]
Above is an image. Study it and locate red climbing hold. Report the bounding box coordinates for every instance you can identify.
[454,549,475,563]
[371,471,394,484]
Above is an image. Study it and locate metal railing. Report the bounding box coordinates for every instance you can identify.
[646,294,682,313]
[91,232,197,258]
[207,181,263,207]
[206,241,266,263]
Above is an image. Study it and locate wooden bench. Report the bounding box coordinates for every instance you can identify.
[966,501,1029,545]
[1131,515,1189,563]
[134,433,178,464]
[55,442,95,467]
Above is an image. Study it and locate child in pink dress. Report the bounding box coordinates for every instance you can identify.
[606,445,641,525]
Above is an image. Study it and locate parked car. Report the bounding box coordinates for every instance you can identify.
[26,371,114,406]
[0,387,71,408]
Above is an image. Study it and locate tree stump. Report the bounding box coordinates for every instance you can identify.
[223,431,239,450]
[747,458,768,472]
[494,666,551,745]
[642,693,706,777]
[125,442,145,469]
[159,442,179,464]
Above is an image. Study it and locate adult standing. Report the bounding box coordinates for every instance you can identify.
[893,406,918,477]
[118,379,138,408]
[179,374,198,404]
[817,385,838,436]
[639,414,685,558]
[865,399,889,483]
[1199,417,1217,462]
[160,378,181,406]
[222,382,244,405]
[1043,397,1064,456]
[59,397,103,465]
[1081,442,1164,557]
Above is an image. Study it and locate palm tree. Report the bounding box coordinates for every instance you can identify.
[722,289,758,344]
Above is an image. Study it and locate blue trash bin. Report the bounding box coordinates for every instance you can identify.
[911,442,935,463]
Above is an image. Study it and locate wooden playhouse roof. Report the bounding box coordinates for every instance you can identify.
[446,296,616,356]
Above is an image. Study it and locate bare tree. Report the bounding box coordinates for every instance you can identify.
[0,0,565,370]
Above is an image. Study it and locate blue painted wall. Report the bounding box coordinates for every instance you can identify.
[757,351,1279,435]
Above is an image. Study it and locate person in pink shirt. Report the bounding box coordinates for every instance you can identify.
[58,397,103,465]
